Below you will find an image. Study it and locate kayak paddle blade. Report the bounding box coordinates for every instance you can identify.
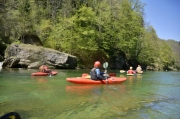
[103,62,108,69]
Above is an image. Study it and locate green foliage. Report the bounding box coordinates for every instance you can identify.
[72,6,98,51]
[137,26,160,64]
[0,0,179,69]
[166,40,180,69]
[38,19,53,45]
[159,40,174,65]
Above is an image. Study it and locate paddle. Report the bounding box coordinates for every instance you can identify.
[103,62,108,84]
[48,72,52,77]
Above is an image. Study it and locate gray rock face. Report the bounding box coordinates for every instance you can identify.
[3,43,77,69]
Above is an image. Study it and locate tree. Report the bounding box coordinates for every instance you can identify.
[159,40,175,70]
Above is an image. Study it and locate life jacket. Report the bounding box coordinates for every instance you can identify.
[90,68,97,80]
[90,67,105,80]
[43,65,48,71]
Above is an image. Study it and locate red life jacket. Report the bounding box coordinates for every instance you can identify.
[127,70,134,74]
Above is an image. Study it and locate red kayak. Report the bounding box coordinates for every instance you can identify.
[66,77,127,84]
[31,71,58,76]
[82,73,116,78]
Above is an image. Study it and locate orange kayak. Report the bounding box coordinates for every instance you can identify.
[66,77,127,84]
[31,71,58,76]
[81,73,116,78]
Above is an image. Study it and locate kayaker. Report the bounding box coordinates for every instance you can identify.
[39,63,52,75]
[127,66,136,74]
[136,65,143,73]
[90,61,109,80]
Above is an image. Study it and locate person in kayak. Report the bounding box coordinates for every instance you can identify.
[39,63,52,75]
[90,61,109,80]
[136,65,143,73]
[127,66,136,74]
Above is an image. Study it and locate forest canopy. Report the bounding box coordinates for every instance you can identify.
[0,0,179,70]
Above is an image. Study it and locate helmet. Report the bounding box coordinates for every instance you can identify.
[94,61,101,67]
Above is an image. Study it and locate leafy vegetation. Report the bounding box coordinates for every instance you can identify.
[0,0,179,70]
[166,40,180,70]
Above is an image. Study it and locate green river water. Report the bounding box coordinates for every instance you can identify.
[0,68,180,119]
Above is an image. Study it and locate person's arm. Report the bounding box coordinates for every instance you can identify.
[97,69,105,75]
[95,69,104,80]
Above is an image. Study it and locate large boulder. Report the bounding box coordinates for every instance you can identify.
[3,43,77,69]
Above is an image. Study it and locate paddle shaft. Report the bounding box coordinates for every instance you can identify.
[103,62,108,84]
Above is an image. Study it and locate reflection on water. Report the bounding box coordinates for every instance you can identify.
[66,84,127,96]
[0,69,180,119]
[31,76,48,83]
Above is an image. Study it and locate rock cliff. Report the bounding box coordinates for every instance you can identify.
[2,43,77,69]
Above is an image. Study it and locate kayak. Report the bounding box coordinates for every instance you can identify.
[136,71,143,74]
[127,74,134,76]
[108,73,116,76]
[137,72,143,74]
[66,77,127,84]
[82,73,116,78]
[31,71,58,76]
[120,70,125,73]
[0,112,21,119]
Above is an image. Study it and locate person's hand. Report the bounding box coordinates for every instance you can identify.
[104,70,107,73]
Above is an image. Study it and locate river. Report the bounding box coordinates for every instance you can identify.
[0,68,180,119]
